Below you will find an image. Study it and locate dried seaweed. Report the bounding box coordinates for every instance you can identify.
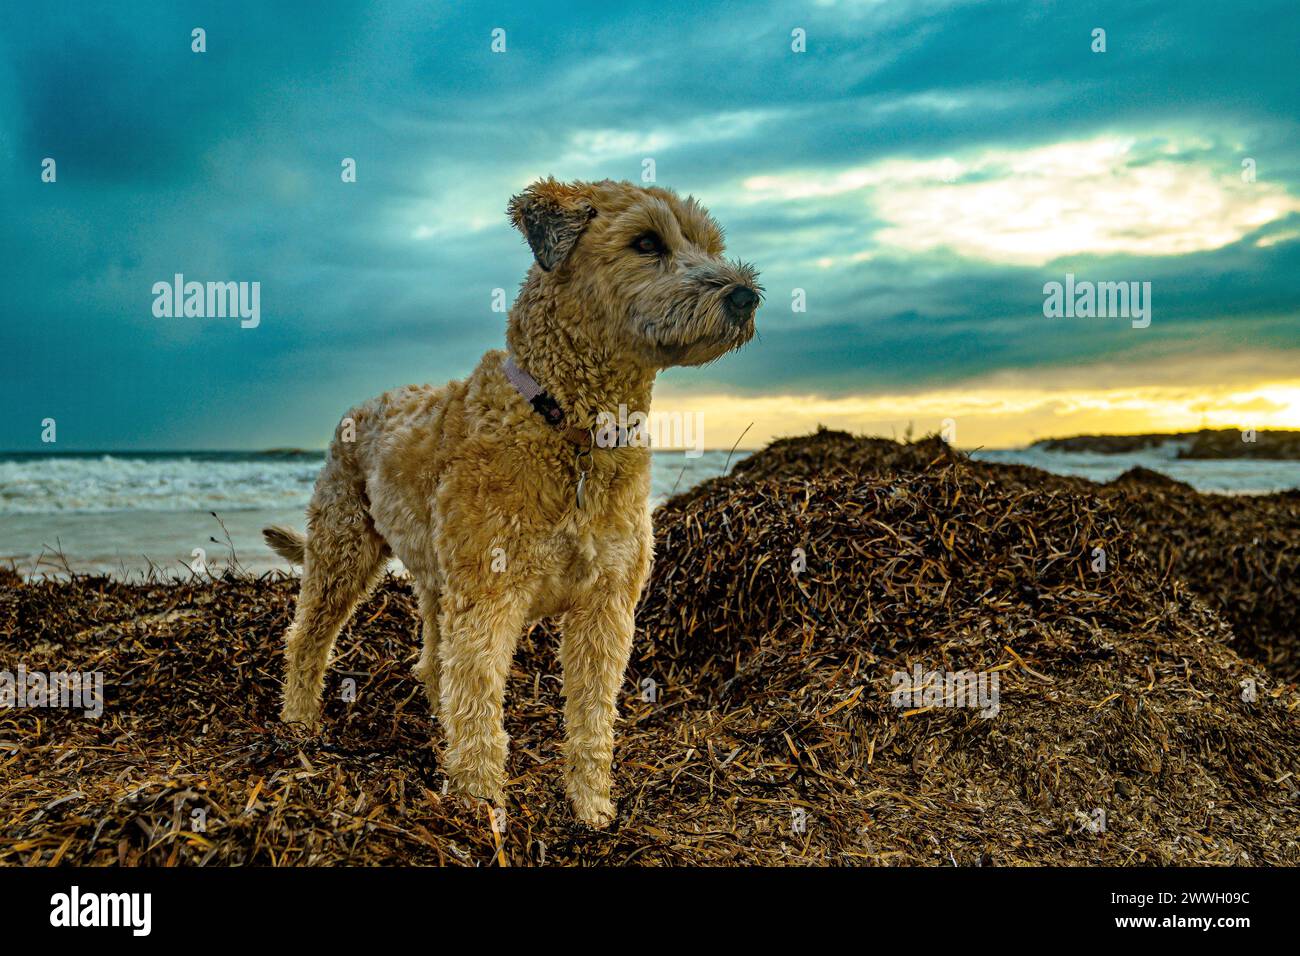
[1,432,1297,866]
[733,427,1300,681]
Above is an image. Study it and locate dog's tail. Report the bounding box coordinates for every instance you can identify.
[263,525,306,565]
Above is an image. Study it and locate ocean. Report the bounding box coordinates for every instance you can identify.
[0,450,735,577]
[3,446,1298,578]
[970,444,1300,491]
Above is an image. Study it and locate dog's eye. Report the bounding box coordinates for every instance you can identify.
[632,233,666,256]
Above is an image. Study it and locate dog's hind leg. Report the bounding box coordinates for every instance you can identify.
[280,471,387,729]
[411,579,442,717]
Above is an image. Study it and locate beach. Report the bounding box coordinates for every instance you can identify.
[2,429,1297,866]
[0,450,737,578]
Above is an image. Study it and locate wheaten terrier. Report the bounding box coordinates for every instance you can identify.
[264,178,759,826]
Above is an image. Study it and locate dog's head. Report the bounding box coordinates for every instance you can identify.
[508,178,760,369]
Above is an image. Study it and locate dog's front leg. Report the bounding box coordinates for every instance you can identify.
[437,588,532,805]
[559,584,638,828]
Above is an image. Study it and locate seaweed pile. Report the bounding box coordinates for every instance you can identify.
[734,428,1300,683]
[1,434,1297,866]
[729,429,963,483]
[1103,479,1300,682]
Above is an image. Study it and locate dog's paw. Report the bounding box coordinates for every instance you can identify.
[570,795,616,829]
[279,703,321,733]
[447,764,506,806]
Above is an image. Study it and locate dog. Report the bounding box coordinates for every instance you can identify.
[264,178,759,826]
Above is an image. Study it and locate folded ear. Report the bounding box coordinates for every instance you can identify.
[507,178,596,272]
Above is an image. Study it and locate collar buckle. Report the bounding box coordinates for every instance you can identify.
[505,355,594,450]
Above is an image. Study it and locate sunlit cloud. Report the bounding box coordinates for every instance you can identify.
[555,110,780,167]
[736,136,1300,266]
[1256,229,1300,248]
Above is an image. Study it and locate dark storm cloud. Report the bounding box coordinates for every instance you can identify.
[1,0,1297,448]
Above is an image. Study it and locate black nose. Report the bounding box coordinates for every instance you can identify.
[726,286,760,314]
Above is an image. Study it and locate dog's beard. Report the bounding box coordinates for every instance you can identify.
[634,296,753,369]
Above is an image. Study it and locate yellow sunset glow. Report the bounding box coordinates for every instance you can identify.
[652,355,1300,450]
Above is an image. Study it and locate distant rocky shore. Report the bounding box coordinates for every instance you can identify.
[1032,427,1300,459]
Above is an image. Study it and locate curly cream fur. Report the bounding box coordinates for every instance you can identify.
[268,178,759,827]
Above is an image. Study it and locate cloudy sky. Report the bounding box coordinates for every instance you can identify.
[2,0,1298,451]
